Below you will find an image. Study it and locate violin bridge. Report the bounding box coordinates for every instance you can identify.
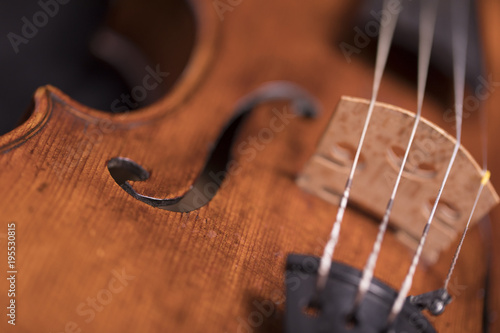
[297,96,499,264]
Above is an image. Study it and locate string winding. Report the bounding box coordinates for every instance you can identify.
[388,0,471,324]
[316,0,402,293]
[351,0,438,316]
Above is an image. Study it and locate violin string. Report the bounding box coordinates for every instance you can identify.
[387,0,470,325]
[443,22,492,292]
[351,0,438,314]
[443,171,490,290]
[480,98,488,171]
[315,0,402,292]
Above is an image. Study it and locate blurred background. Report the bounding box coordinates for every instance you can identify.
[0,0,196,135]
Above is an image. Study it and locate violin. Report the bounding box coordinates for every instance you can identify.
[0,0,499,332]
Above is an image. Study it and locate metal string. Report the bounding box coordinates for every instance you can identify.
[387,0,470,325]
[315,0,402,292]
[351,0,439,314]
[443,15,492,290]
[444,171,490,290]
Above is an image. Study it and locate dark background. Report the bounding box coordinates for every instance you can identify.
[0,0,128,135]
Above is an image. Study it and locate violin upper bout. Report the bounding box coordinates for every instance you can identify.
[0,86,52,154]
[0,0,222,153]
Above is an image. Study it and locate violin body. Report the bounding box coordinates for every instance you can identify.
[0,0,499,332]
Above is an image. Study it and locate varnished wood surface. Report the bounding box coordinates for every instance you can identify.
[0,0,498,332]
[479,0,500,332]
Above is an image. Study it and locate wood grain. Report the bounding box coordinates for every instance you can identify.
[0,0,497,332]
[298,96,498,264]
